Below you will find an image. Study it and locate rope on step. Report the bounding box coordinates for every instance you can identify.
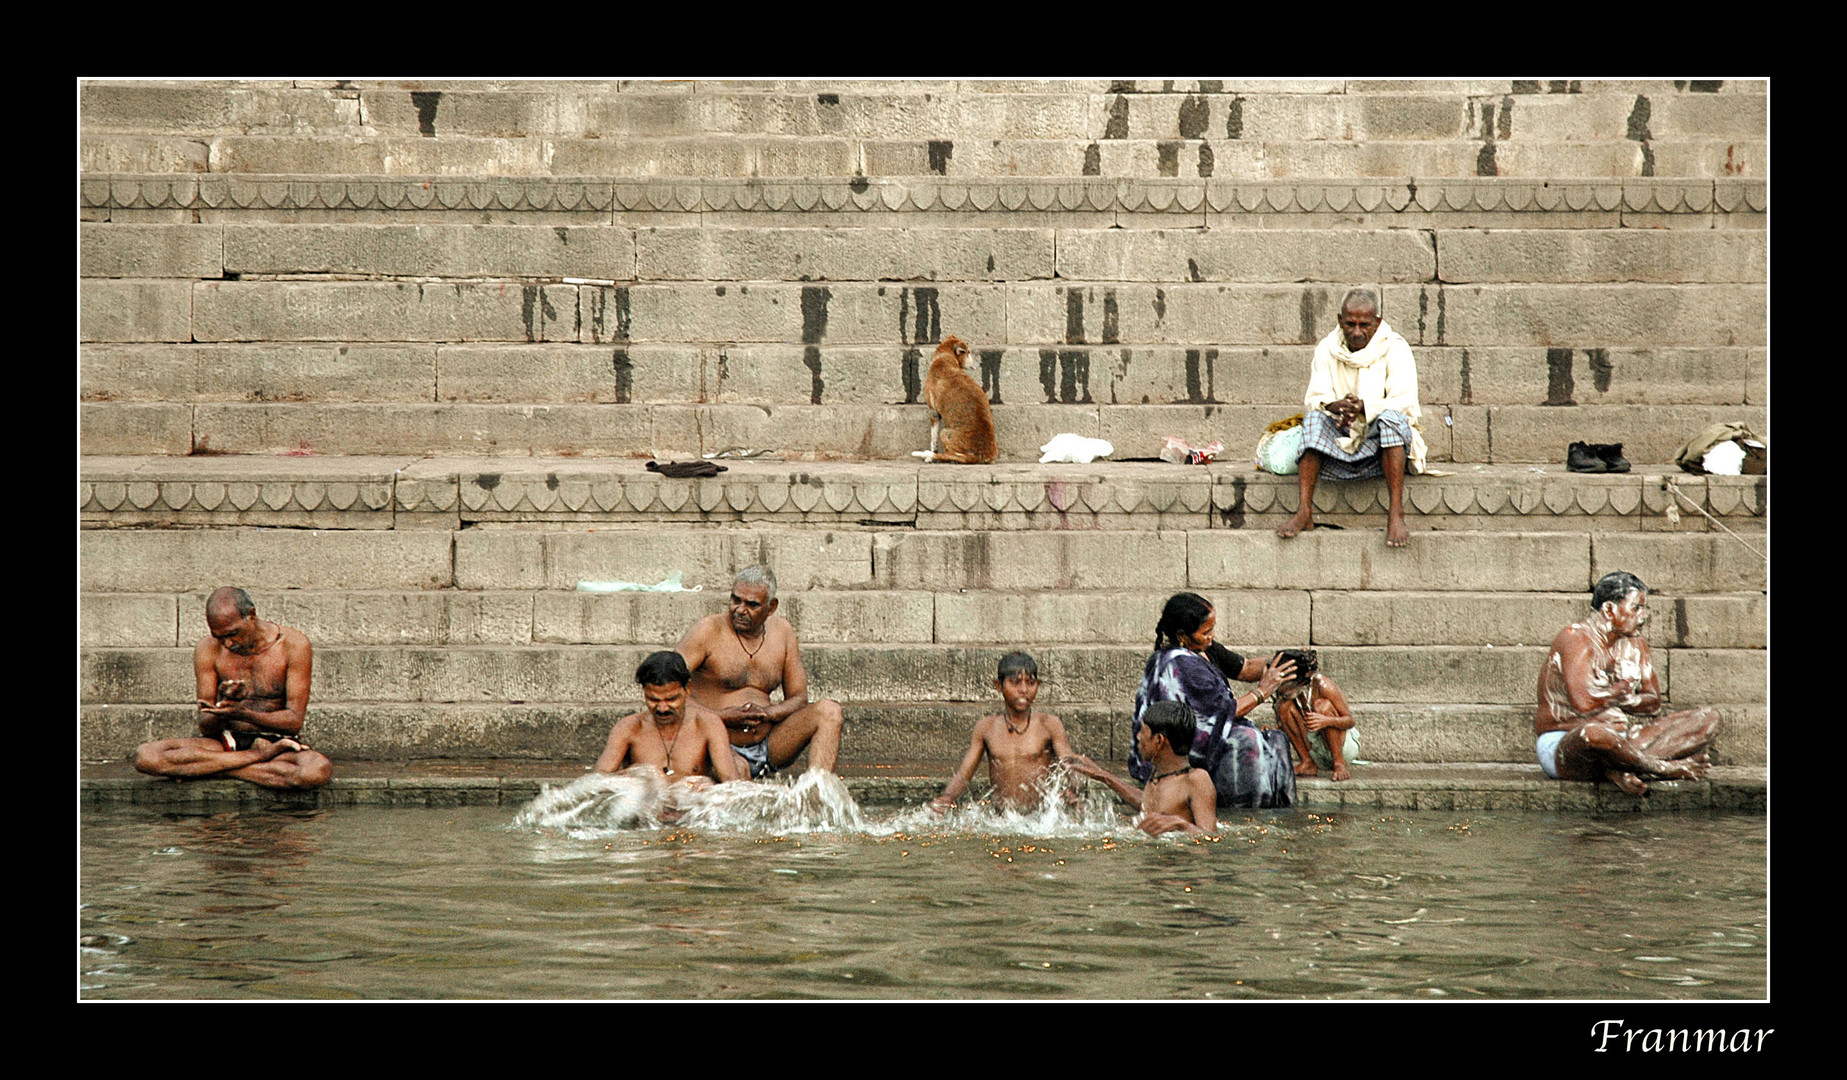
[1661,478,1766,562]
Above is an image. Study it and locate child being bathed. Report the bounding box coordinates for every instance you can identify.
[1066,701,1218,836]
[929,652,1075,814]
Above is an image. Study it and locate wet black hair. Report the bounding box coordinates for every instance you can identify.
[1592,571,1648,612]
[635,650,691,688]
[997,651,1038,681]
[1154,592,1213,651]
[1141,700,1197,757]
[1275,648,1318,680]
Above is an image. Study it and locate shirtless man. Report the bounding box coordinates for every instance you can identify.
[928,652,1075,813]
[1536,571,1721,796]
[676,565,844,776]
[1068,701,1217,836]
[593,651,744,785]
[132,586,332,789]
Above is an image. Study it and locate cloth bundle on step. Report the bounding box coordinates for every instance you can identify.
[646,459,729,478]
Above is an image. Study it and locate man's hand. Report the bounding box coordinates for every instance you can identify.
[718,703,769,730]
[926,795,955,816]
[1061,754,1110,780]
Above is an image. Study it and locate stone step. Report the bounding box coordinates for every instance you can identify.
[82,174,1766,228]
[79,397,1769,466]
[80,223,1770,285]
[80,279,1766,350]
[80,699,1767,768]
[81,642,1766,711]
[79,587,1767,650]
[76,759,1772,814]
[79,342,1765,410]
[78,84,1767,143]
[79,460,1769,539]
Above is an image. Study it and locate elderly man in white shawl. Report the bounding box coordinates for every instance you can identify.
[1276,288,1427,548]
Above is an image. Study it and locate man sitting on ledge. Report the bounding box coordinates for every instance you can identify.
[677,565,844,776]
[1535,571,1720,795]
[133,586,332,790]
[1276,287,1428,548]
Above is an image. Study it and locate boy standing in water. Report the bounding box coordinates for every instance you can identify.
[1066,701,1218,836]
[929,652,1076,813]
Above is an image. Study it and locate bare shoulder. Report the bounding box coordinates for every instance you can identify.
[1188,769,1215,798]
[1038,712,1066,730]
[767,614,801,645]
[280,624,312,654]
[1549,622,1591,654]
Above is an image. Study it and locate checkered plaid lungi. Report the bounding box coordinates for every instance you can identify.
[1296,408,1412,481]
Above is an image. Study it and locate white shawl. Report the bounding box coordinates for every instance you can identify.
[1303,320,1428,474]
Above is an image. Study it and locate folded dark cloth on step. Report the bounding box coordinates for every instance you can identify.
[646,459,728,478]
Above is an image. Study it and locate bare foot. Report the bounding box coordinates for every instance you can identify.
[255,738,304,762]
[1293,760,1318,777]
[1654,752,1711,781]
[1330,761,1351,782]
[1606,769,1649,796]
[1385,511,1410,548]
[1276,508,1314,539]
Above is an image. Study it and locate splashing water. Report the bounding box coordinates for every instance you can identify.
[514,762,1160,841]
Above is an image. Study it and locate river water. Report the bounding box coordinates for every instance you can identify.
[79,770,1767,1000]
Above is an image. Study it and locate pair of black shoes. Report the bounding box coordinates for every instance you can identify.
[1567,442,1631,473]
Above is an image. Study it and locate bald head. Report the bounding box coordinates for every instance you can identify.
[207,586,256,621]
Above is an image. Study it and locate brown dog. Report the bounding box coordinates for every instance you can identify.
[912,336,997,464]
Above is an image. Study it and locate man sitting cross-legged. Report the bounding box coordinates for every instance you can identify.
[133,586,332,790]
[1535,571,1721,796]
[677,565,845,777]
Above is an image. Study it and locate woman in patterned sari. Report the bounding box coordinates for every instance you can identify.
[1130,592,1300,809]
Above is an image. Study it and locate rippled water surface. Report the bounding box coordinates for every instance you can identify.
[80,771,1767,1000]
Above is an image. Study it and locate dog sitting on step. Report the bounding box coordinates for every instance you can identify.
[912,336,997,464]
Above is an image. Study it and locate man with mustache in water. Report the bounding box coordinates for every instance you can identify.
[133,586,332,789]
[1535,571,1721,796]
[677,565,844,777]
[593,651,743,786]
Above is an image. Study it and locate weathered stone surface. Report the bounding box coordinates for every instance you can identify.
[81,135,210,173]
[1416,346,1763,406]
[533,589,935,645]
[1484,406,1768,463]
[1189,530,1592,591]
[1380,284,1765,348]
[1589,533,1768,593]
[246,589,536,646]
[1437,230,1765,284]
[1055,229,1434,282]
[1311,589,1765,650]
[636,227,1055,282]
[191,403,653,456]
[81,84,361,134]
[935,589,1308,644]
[81,281,192,342]
[1664,648,1766,705]
[79,403,194,455]
[649,404,931,459]
[81,594,180,647]
[436,344,704,404]
[83,343,439,402]
[79,528,453,591]
[81,223,223,279]
[874,531,1188,591]
[192,281,579,342]
[221,224,634,278]
[622,282,1008,346]
[1008,282,1366,346]
[455,527,875,592]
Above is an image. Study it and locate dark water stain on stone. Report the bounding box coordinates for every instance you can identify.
[1459,348,1473,404]
[1184,348,1221,403]
[1066,289,1085,345]
[1104,95,1130,139]
[1689,80,1722,92]
[1586,348,1613,393]
[980,349,1004,404]
[1153,288,1166,325]
[1155,141,1181,177]
[801,286,830,404]
[1299,288,1325,344]
[1057,349,1092,403]
[1512,80,1541,94]
[1545,348,1576,405]
[928,140,954,175]
[546,473,560,491]
[1197,142,1214,178]
[611,349,633,403]
[1200,80,1223,94]
[1217,476,1246,529]
[1477,142,1498,176]
[818,93,840,106]
[1102,290,1120,344]
[521,285,538,343]
[1188,258,1204,283]
[1417,287,1428,343]
[849,176,869,194]
[476,473,501,491]
[901,347,923,404]
[1674,596,1690,645]
[539,290,559,338]
[1177,94,1209,139]
[1083,142,1101,175]
[1225,95,1244,139]
[411,91,441,137]
[1498,95,1514,139]
[1627,95,1656,176]
[1038,348,1059,403]
[986,254,995,274]
[1435,285,1446,345]
[899,287,941,345]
